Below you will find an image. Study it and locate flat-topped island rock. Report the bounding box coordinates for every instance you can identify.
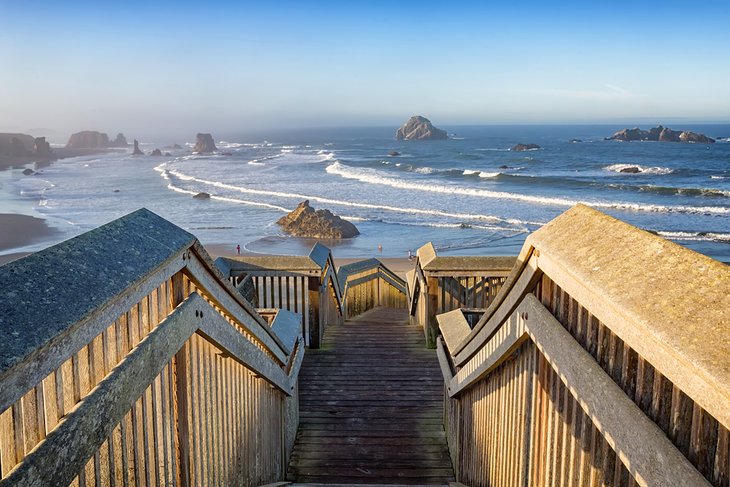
[277,200,359,238]
[607,125,714,143]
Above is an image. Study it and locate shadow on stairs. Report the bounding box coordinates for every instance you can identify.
[287,307,455,485]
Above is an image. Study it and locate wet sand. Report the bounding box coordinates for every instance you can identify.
[0,214,59,265]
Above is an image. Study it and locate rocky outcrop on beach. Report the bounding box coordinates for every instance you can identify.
[277,200,360,239]
[511,143,541,151]
[395,116,448,141]
[109,133,128,147]
[193,133,217,152]
[132,139,144,155]
[606,126,714,143]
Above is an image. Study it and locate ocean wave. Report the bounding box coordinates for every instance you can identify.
[711,175,728,180]
[162,179,291,212]
[475,148,511,152]
[657,231,730,243]
[461,169,500,178]
[325,161,730,216]
[159,166,540,228]
[605,164,674,175]
[637,185,730,198]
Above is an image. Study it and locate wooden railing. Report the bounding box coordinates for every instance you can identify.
[407,242,516,347]
[0,209,304,486]
[215,243,343,348]
[337,258,407,320]
[436,204,729,487]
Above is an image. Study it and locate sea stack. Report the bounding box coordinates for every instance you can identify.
[277,200,360,239]
[109,133,129,147]
[606,125,714,143]
[66,131,110,148]
[395,116,448,141]
[132,139,144,155]
[33,137,54,157]
[193,133,217,153]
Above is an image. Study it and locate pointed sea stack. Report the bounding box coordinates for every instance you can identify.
[193,133,217,153]
[132,139,144,155]
[395,116,448,141]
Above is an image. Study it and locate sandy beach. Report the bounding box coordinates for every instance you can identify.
[0,213,58,265]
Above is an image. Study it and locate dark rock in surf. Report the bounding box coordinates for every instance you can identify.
[619,166,641,174]
[193,133,217,153]
[388,151,401,156]
[150,148,163,156]
[511,143,540,151]
[109,133,129,147]
[132,139,144,155]
[606,125,714,143]
[395,116,448,141]
[33,137,54,157]
[277,200,359,239]
[22,168,35,176]
[193,192,211,199]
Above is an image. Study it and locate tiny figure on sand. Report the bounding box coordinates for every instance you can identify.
[236,244,241,255]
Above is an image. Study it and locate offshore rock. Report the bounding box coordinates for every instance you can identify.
[150,148,163,156]
[511,143,541,151]
[0,133,34,155]
[132,139,144,155]
[193,192,211,199]
[277,200,360,239]
[395,116,448,141]
[109,133,128,147]
[607,125,714,143]
[33,137,54,157]
[193,133,217,153]
[66,131,110,148]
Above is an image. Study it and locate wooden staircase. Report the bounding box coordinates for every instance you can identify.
[288,307,455,485]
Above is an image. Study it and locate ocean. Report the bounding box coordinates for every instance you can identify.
[3,124,729,261]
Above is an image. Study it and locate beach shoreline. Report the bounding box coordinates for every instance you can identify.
[0,213,59,265]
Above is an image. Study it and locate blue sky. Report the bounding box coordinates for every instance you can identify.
[1,0,728,137]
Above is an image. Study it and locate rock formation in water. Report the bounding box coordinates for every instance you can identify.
[66,131,110,148]
[277,200,360,239]
[150,148,163,156]
[606,126,714,143]
[22,168,35,176]
[33,137,54,157]
[0,134,33,156]
[132,139,144,155]
[193,192,211,199]
[193,133,217,152]
[109,133,129,147]
[619,166,641,174]
[395,116,448,140]
[388,150,401,156]
[511,143,541,151]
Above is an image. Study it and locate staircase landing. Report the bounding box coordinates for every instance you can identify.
[288,307,454,485]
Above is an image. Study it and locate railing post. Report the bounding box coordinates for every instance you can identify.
[308,276,321,348]
[426,276,439,348]
[170,272,191,487]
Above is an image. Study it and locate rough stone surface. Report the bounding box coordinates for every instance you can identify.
[607,125,715,143]
[193,192,211,199]
[0,208,196,374]
[193,133,217,152]
[109,133,128,147]
[132,139,144,155]
[0,133,34,155]
[277,200,359,238]
[395,116,448,140]
[511,143,541,151]
[619,166,641,174]
[66,131,111,149]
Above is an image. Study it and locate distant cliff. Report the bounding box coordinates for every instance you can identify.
[396,116,448,140]
[0,133,54,158]
[607,125,714,143]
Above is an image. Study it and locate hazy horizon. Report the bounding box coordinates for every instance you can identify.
[2,0,729,140]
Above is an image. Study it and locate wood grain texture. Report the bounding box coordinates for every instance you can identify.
[288,307,455,484]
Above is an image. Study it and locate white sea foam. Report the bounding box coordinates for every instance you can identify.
[162,179,291,212]
[159,167,539,228]
[657,231,730,243]
[463,169,479,175]
[605,164,674,175]
[711,175,727,180]
[325,161,730,216]
[479,172,500,178]
[413,167,435,174]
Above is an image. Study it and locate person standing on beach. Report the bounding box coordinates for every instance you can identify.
[236,244,241,255]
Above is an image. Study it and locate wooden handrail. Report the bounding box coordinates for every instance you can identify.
[337,259,407,319]
[0,292,303,486]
